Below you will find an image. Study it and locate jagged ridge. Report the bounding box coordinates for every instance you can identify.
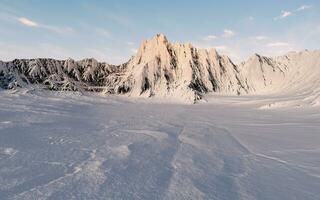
[1,34,320,103]
[104,34,249,101]
[0,58,122,92]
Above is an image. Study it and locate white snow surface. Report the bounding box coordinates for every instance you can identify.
[1,34,320,199]
[0,89,320,200]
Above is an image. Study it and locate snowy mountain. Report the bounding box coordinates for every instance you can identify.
[104,34,248,101]
[0,58,119,92]
[239,53,287,94]
[1,34,320,103]
[239,50,320,107]
[240,50,320,94]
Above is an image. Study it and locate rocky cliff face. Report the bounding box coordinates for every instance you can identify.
[1,34,320,103]
[239,54,287,94]
[0,58,120,92]
[239,50,320,95]
[0,34,249,101]
[105,34,248,101]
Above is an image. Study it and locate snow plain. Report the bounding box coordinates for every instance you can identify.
[0,89,320,200]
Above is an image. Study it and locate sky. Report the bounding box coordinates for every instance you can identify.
[0,0,319,64]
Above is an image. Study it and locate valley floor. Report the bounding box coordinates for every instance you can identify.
[0,90,320,200]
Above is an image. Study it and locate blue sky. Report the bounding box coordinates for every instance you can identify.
[0,0,319,64]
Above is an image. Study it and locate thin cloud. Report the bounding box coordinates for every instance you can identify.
[18,17,38,27]
[254,36,268,41]
[274,5,312,20]
[222,29,235,38]
[42,25,73,34]
[17,17,73,35]
[203,35,217,41]
[281,11,292,18]
[267,42,290,47]
[297,5,312,11]
[274,11,292,20]
[215,45,228,51]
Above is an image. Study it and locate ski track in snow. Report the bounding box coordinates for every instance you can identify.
[0,90,320,200]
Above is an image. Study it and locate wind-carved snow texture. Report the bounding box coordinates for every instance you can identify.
[0,90,320,199]
[1,34,320,104]
[1,35,320,199]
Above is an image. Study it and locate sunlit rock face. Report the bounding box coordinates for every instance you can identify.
[1,34,320,103]
[107,34,248,102]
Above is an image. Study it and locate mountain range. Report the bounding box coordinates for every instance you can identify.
[1,34,320,103]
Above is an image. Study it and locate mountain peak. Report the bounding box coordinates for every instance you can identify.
[153,33,168,42]
[247,53,269,64]
[133,34,172,66]
[112,33,249,101]
[250,53,262,59]
[142,34,168,46]
[2,34,319,103]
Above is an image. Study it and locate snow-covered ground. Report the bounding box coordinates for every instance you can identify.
[0,89,320,200]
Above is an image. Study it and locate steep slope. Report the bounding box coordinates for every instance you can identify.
[275,50,320,107]
[239,54,287,94]
[0,34,249,102]
[0,58,119,92]
[0,34,320,104]
[105,34,248,101]
[239,50,320,107]
[275,50,320,94]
